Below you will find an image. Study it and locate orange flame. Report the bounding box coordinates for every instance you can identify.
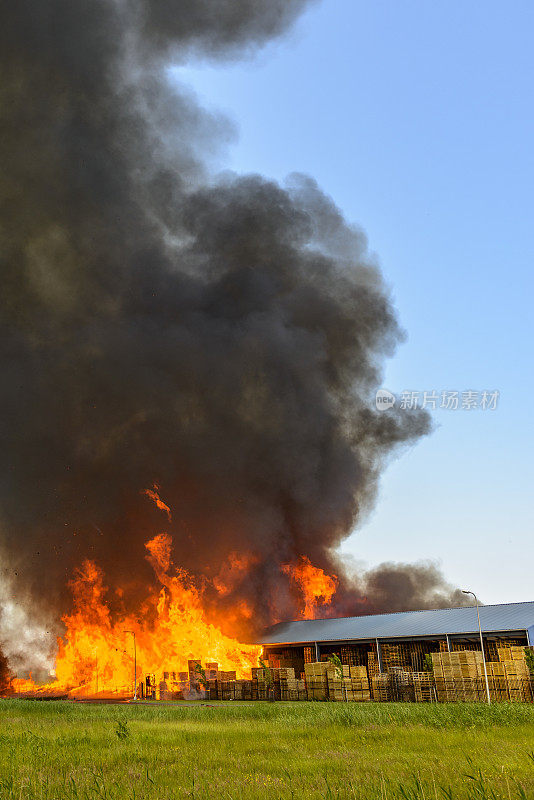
[143,484,172,521]
[8,488,340,697]
[13,534,260,697]
[282,556,338,619]
[213,551,258,596]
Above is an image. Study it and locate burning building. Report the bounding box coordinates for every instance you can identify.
[1,0,473,695]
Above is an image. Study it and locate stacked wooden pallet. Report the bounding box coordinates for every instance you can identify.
[381,644,404,672]
[325,663,348,701]
[389,668,416,702]
[278,667,298,700]
[432,651,484,701]
[502,659,531,702]
[304,661,329,700]
[348,665,371,701]
[251,667,270,699]
[413,672,435,702]
[367,652,379,698]
[371,674,392,702]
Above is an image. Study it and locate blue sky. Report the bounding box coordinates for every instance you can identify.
[172,0,533,604]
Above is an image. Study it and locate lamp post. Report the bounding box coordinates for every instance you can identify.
[124,630,137,700]
[462,590,490,705]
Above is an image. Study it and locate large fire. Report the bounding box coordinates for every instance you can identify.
[282,556,338,619]
[9,490,338,697]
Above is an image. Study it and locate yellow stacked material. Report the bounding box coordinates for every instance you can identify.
[327,678,345,701]
[278,668,295,679]
[341,665,370,701]
[304,662,328,676]
[367,652,379,697]
[503,659,531,702]
[413,672,434,702]
[304,662,328,700]
[432,651,482,701]
[279,667,297,700]
[350,666,368,679]
[511,646,528,661]
[303,646,314,664]
[496,644,527,663]
[219,670,237,681]
[371,673,391,702]
[497,645,511,662]
[485,662,508,701]
[381,644,403,672]
[431,649,533,702]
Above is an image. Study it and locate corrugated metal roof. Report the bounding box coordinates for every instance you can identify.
[259,601,534,644]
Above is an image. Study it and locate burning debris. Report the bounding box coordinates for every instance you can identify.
[1,0,468,691]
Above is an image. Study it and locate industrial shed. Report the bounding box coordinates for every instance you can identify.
[260,601,534,676]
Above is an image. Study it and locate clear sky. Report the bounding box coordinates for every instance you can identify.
[172,0,533,604]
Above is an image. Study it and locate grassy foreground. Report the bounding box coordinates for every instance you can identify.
[0,700,533,799]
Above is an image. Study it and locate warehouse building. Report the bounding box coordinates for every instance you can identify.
[260,601,534,676]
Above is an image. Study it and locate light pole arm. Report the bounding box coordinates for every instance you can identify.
[462,590,491,705]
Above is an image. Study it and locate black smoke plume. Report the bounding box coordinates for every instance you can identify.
[0,0,467,669]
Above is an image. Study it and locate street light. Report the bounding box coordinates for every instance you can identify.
[462,590,491,705]
[124,630,137,700]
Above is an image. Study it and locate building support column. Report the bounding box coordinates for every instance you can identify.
[376,639,383,672]
[314,641,320,662]
[446,634,451,652]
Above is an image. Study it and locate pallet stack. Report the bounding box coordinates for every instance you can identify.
[431,651,484,701]
[325,663,349,701]
[367,651,380,698]
[485,661,505,699]
[348,665,371,701]
[381,644,403,672]
[389,668,416,702]
[502,660,531,702]
[304,661,329,700]
[413,672,435,702]
[371,674,392,702]
[278,667,298,700]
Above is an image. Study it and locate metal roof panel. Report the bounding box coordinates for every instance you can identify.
[259,601,534,644]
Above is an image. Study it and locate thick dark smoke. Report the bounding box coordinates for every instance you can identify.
[0,0,468,669]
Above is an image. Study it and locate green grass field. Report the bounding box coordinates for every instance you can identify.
[0,700,532,799]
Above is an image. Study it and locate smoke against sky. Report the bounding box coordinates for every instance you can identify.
[0,0,468,673]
